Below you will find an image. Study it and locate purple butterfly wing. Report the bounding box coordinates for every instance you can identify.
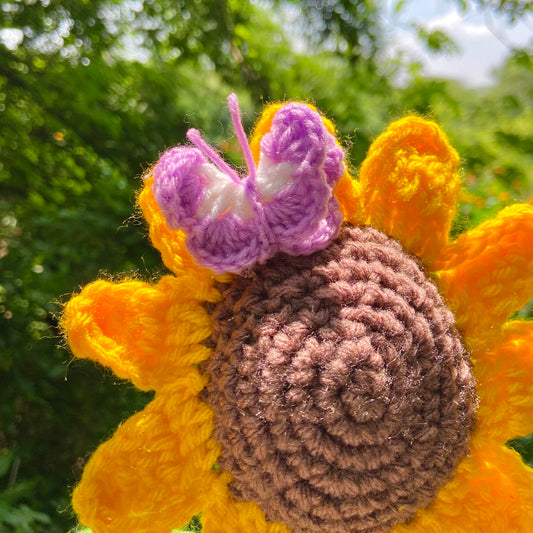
[153,146,267,273]
[256,103,345,255]
[153,147,206,232]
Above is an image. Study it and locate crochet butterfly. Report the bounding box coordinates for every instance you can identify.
[152,94,345,274]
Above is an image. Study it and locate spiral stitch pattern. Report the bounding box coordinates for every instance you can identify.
[206,225,476,533]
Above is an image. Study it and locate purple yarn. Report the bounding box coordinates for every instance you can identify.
[324,133,345,188]
[260,104,326,167]
[153,147,207,232]
[187,214,268,273]
[152,94,346,274]
[283,197,344,256]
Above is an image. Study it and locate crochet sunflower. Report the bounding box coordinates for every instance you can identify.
[62,94,533,533]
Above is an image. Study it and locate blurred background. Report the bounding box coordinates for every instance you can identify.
[1,0,532,531]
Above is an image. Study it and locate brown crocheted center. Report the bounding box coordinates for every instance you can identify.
[205,225,476,533]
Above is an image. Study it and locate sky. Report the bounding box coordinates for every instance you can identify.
[381,0,533,87]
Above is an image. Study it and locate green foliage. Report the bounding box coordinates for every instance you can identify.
[73,513,203,533]
[412,25,460,54]
[1,1,533,532]
[275,0,381,60]
[509,434,533,467]
[0,449,52,532]
[438,51,533,231]
[456,0,533,22]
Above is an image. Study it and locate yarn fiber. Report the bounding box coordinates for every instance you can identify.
[153,95,345,274]
[62,106,533,533]
[206,225,476,533]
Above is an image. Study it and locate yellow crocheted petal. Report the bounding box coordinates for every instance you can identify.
[201,472,291,533]
[62,275,219,391]
[334,170,365,226]
[73,376,221,533]
[391,441,533,533]
[435,203,533,349]
[138,175,225,280]
[249,102,284,163]
[249,101,365,226]
[474,320,533,443]
[360,116,461,267]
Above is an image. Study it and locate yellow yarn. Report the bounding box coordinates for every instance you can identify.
[474,321,533,444]
[71,378,221,532]
[435,203,533,350]
[391,441,533,532]
[61,105,533,533]
[63,275,219,391]
[360,116,460,268]
[201,473,290,533]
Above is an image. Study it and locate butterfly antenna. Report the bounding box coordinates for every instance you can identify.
[186,128,241,184]
[227,93,257,183]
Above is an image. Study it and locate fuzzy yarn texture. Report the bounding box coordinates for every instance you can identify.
[153,94,345,274]
[61,96,533,533]
[205,224,477,533]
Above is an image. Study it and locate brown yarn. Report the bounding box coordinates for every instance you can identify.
[204,225,476,533]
